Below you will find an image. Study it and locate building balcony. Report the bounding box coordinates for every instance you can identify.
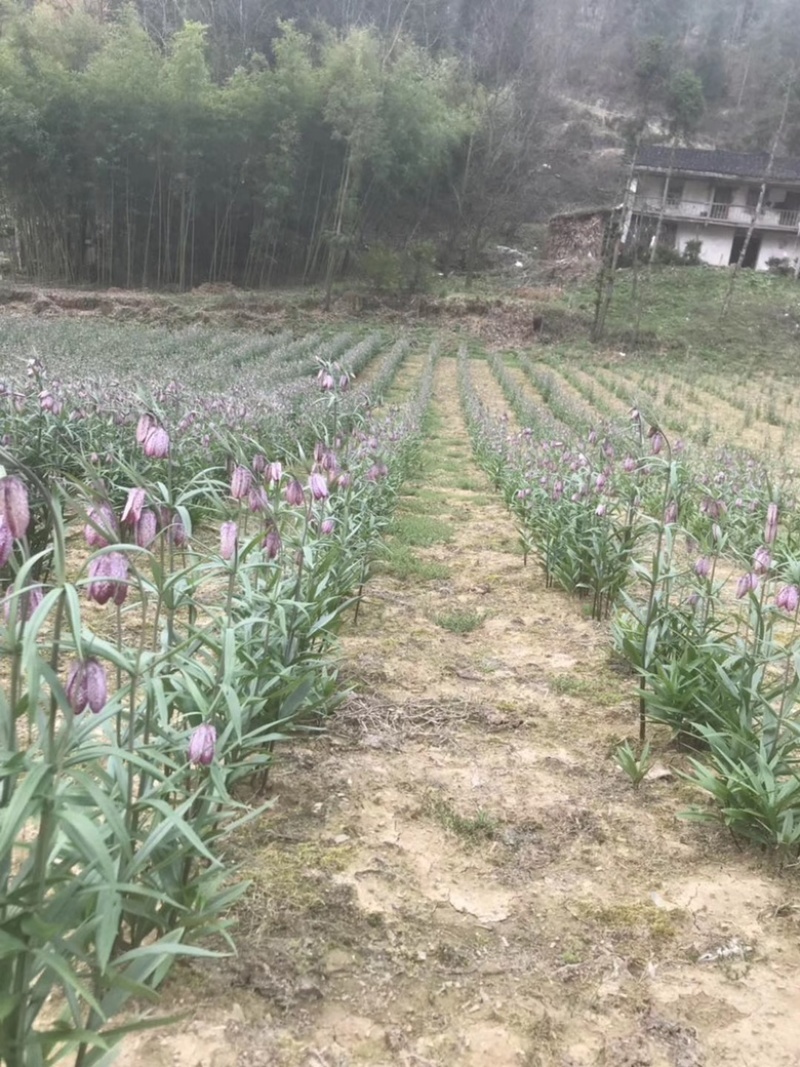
[632,195,800,232]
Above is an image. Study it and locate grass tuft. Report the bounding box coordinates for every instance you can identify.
[433,609,485,634]
[422,794,499,844]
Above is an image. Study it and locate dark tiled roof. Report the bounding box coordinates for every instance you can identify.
[635,145,800,183]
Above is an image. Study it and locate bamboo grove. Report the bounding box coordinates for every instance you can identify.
[0,6,478,289]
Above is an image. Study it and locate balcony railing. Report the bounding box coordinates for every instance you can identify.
[632,195,800,232]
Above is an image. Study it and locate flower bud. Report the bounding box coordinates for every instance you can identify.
[285,479,305,506]
[0,476,30,539]
[320,517,335,535]
[764,503,779,546]
[143,426,170,459]
[84,503,118,548]
[595,503,607,517]
[267,461,283,485]
[230,466,252,501]
[777,585,800,613]
[650,432,663,456]
[188,723,216,766]
[252,454,267,475]
[622,457,636,473]
[220,521,238,561]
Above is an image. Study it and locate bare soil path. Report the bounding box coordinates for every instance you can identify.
[118,356,800,1067]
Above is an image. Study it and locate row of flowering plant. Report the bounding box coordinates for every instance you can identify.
[0,332,426,1065]
[460,346,800,856]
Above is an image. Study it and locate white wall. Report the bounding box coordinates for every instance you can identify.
[756,231,800,270]
[676,222,734,266]
[674,223,800,271]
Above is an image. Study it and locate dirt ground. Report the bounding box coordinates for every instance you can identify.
[112,356,800,1067]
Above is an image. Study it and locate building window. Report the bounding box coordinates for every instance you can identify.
[666,180,684,206]
[746,186,762,209]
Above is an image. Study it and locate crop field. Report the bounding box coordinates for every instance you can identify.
[2,269,800,1067]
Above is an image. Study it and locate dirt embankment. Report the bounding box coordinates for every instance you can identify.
[0,281,589,349]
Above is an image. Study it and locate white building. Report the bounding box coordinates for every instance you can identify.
[628,145,800,271]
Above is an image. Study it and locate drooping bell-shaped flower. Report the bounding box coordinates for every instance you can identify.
[736,572,759,599]
[0,476,30,539]
[170,515,189,548]
[248,486,269,514]
[87,552,129,606]
[0,517,13,568]
[121,488,146,527]
[322,449,339,473]
[285,479,305,506]
[220,521,238,561]
[135,509,158,548]
[753,546,771,575]
[764,502,779,546]
[230,466,252,501]
[595,503,607,517]
[143,426,170,459]
[320,517,335,535]
[650,432,663,456]
[267,461,283,485]
[622,456,636,473]
[776,585,800,613]
[4,582,44,622]
[84,503,118,548]
[252,454,267,475]
[309,472,328,501]
[188,723,217,766]
[263,526,282,559]
[66,657,108,715]
[136,413,156,445]
[694,557,712,580]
